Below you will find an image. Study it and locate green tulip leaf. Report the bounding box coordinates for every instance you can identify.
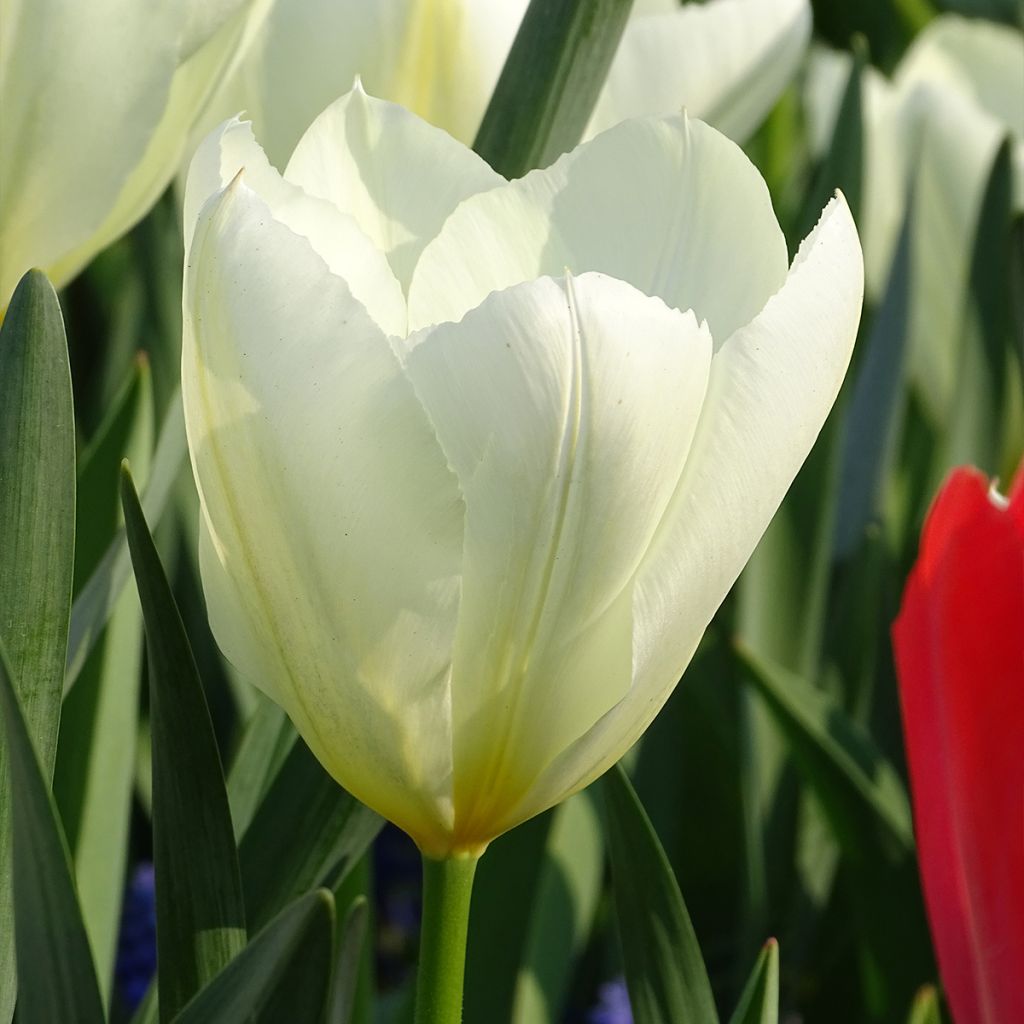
[0,641,103,1024]
[602,763,719,1024]
[735,643,914,861]
[327,896,370,1024]
[0,268,76,1022]
[227,697,294,839]
[66,389,187,691]
[238,734,383,932]
[728,939,779,1024]
[121,464,246,1021]
[54,357,153,1007]
[798,36,865,240]
[174,889,335,1024]
[474,0,635,177]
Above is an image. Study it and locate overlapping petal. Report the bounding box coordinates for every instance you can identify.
[506,194,863,831]
[183,178,465,854]
[285,85,503,292]
[401,272,712,847]
[185,115,405,334]
[408,114,789,339]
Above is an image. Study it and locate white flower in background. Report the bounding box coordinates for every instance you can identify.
[202,0,811,171]
[182,87,862,856]
[0,0,267,309]
[805,16,1024,421]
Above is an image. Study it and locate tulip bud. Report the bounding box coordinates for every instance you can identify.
[182,86,863,855]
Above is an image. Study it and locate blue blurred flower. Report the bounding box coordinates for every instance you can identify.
[115,862,157,1012]
[588,978,633,1024]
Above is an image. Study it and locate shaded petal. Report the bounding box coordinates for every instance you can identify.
[185,116,405,334]
[402,272,712,847]
[589,0,811,143]
[507,195,863,830]
[409,114,788,339]
[284,84,503,292]
[183,178,465,854]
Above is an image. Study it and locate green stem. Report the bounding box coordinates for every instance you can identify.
[414,854,480,1024]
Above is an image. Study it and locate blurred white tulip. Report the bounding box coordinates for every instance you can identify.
[0,0,267,308]
[200,0,811,171]
[805,16,1024,421]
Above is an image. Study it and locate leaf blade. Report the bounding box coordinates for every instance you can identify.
[121,464,246,1021]
[602,763,719,1024]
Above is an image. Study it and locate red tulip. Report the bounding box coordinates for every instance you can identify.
[893,465,1024,1024]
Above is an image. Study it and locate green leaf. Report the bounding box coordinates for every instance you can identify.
[944,137,1018,476]
[797,36,865,240]
[464,812,553,1022]
[735,644,913,861]
[327,896,369,1024]
[65,389,187,691]
[54,357,154,1006]
[0,269,76,1022]
[227,696,294,839]
[474,0,635,177]
[510,790,604,1024]
[121,464,246,1021]
[238,735,383,931]
[906,985,942,1024]
[728,939,779,1024]
[174,890,335,1024]
[0,641,103,1024]
[834,194,913,559]
[602,763,719,1024]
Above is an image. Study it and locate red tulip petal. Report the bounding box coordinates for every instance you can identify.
[893,467,1024,1024]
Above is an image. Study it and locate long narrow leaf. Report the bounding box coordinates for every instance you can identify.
[54,357,153,1006]
[174,890,335,1024]
[0,269,76,1022]
[0,642,103,1024]
[65,389,186,691]
[474,0,635,177]
[602,764,719,1024]
[121,465,246,1021]
[327,897,370,1024]
[728,939,779,1024]
[238,735,383,931]
[735,644,913,861]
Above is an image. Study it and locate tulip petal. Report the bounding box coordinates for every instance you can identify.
[283,84,504,292]
[589,0,811,143]
[0,0,179,305]
[185,117,405,335]
[893,469,1024,1024]
[182,178,465,854]
[507,195,863,832]
[402,272,712,847]
[408,114,789,341]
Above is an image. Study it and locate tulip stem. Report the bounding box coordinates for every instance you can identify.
[414,853,479,1024]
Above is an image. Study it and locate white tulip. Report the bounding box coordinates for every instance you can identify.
[201,0,811,171]
[182,86,862,855]
[0,0,265,308]
[805,17,1024,421]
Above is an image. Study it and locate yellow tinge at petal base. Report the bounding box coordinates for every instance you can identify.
[183,88,863,855]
